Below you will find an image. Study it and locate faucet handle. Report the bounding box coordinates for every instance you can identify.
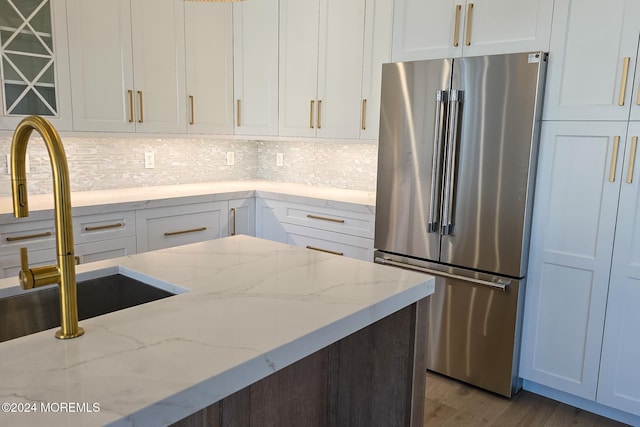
[19,247,35,290]
[18,247,59,290]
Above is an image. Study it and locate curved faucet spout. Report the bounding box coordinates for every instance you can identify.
[10,116,84,340]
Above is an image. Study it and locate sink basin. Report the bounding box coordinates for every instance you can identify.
[0,273,176,343]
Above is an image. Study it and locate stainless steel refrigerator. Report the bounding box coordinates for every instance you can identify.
[373,52,547,397]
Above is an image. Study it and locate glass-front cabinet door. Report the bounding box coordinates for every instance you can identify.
[0,0,71,130]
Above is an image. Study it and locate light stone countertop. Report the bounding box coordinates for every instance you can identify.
[0,235,434,427]
[0,181,376,222]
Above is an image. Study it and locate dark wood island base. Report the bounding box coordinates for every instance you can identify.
[173,298,429,427]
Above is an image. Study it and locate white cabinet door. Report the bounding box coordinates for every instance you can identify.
[316,0,366,139]
[597,123,640,415]
[0,0,72,131]
[131,0,186,134]
[543,0,640,121]
[233,0,279,136]
[360,0,392,140]
[520,121,628,399]
[391,0,462,62]
[229,198,256,237]
[67,0,134,132]
[461,0,553,57]
[391,0,553,62]
[255,198,287,243]
[185,2,233,134]
[279,0,366,139]
[279,0,320,138]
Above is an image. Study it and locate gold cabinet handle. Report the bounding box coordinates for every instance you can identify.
[453,4,462,47]
[610,136,620,182]
[164,227,207,236]
[619,57,630,106]
[310,100,315,128]
[306,214,345,223]
[361,99,367,130]
[627,136,638,184]
[84,223,123,232]
[306,245,343,256]
[128,90,134,123]
[465,3,474,46]
[230,207,236,236]
[6,231,52,242]
[317,100,322,129]
[137,90,144,123]
[236,99,241,127]
[637,79,640,106]
[189,95,195,125]
[75,256,81,265]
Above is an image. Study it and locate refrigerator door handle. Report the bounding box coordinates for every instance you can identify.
[428,90,448,233]
[441,89,462,235]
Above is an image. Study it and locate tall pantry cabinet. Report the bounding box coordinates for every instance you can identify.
[520,0,640,419]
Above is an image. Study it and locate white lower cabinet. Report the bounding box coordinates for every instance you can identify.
[136,201,229,252]
[256,198,374,262]
[75,237,136,265]
[521,121,640,417]
[229,198,256,237]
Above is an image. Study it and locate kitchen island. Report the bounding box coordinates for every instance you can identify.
[0,235,434,426]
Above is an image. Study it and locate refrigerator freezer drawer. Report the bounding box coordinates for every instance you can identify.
[428,274,524,397]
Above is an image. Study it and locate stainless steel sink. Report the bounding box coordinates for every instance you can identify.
[0,274,175,343]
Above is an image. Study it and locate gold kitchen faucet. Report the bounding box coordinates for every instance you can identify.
[10,116,84,339]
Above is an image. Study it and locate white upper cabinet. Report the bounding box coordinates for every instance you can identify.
[543,0,640,121]
[391,0,554,62]
[185,2,233,134]
[597,122,640,416]
[67,0,186,133]
[279,0,366,139]
[360,0,392,140]
[233,0,279,136]
[0,0,72,130]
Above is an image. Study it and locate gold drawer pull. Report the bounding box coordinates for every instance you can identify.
[361,99,367,130]
[85,223,123,232]
[164,227,207,237]
[619,57,630,106]
[610,136,620,182]
[138,90,144,123]
[236,99,241,127]
[230,207,236,236]
[310,100,315,128]
[627,136,638,184]
[317,99,322,129]
[453,4,462,47]
[128,90,134,123]
[6,231,52,242]
[306,214,345,224]
[465,3,474,46]
[189,95,195,125]
[306,245,343,256]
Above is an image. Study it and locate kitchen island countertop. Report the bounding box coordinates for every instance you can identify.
[0,235,433,426]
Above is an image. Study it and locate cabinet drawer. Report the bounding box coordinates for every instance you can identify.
[0,219,56,255]
[284,223,374,262]
[136,202,228,252]
[73,211,136,244]
[264,199,374,238]
[75,236,137,265]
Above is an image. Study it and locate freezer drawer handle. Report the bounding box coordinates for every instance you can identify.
[428,90,447,233]
[375,257,509,291]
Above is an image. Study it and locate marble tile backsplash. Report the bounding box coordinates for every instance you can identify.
[0,135,377,197]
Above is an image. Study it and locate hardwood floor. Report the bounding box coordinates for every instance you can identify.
[424,371,630,426]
